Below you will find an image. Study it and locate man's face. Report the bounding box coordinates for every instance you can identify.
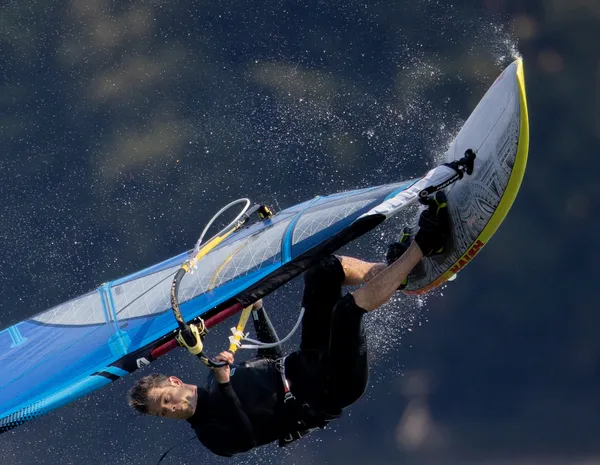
[147,376,198,420]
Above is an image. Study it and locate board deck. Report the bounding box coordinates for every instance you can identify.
[403,58,529,294]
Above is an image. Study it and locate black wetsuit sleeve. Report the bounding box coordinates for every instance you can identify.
[217,382,257,450]
[192,382,258,457]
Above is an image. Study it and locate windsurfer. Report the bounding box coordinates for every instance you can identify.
[127,192,450,457]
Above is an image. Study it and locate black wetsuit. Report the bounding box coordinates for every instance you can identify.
[187,359,282,456]
[187,256,370,457]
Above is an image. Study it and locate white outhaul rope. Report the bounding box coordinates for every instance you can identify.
[240,308,305,350]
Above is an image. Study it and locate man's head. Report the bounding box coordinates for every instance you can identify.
[128,374,198,420]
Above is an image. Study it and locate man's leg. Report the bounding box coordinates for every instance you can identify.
[324,244,423,409]
[325,293,370,410]
[346,190,449,311]
[337,255,387,286]
[298,256,346,353]
[296,254,391,352]
[352,241,423,311]
[287,254,385,410]
[326,192,449,408]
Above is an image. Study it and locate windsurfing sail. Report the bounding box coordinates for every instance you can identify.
[0,58,528,434]
[0,167,452,434]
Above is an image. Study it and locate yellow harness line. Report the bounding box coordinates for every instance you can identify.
[228,304,252,353]
[171,227,241,327]
[182,226,240,274]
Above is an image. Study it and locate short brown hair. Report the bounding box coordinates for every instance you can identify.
[128,373,169,414]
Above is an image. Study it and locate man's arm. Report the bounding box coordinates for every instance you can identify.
[216,382,256,447]
[212,352,257,451]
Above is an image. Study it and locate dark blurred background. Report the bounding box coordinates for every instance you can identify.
[1,0,599,464]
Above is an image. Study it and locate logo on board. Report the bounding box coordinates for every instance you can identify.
[450,240,485,274]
